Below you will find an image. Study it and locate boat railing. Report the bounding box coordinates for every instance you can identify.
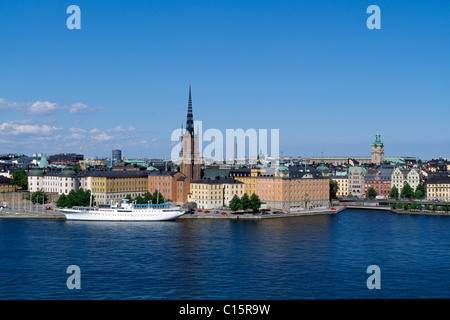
[72,206,99,211]
[133,203,172,208]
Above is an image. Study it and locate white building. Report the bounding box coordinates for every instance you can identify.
[348,166,366,198]
[28,168,80,195]
[391,167,421,192]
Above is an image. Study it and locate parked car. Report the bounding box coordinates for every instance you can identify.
[221,212,227,215]
[272,211,281,214]
[46,206,52,210]
[197,209,203,212]
[204,210,210,213]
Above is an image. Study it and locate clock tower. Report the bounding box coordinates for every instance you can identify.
[371,132,384,165]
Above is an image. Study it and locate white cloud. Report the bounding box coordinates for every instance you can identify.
[68,103,89,114]
[27,101,61,115]
[92,132,113,142]
[107,125,126,133]
[0,98,24,110]
[0,97,100,115]
[69,127,87,134]
[0,120,61,135]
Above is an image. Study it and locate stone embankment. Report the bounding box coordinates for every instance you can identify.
[0,206,345,220]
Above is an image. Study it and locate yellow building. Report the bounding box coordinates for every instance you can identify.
[0,176,19,193]
[256,161,330,211]
[229,168,260,196]
[188,177,244,209]
[331,175,349,196]
[426,173,450,201]
[89,171,148,204]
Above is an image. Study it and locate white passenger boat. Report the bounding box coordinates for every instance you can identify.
[61,199,186,221]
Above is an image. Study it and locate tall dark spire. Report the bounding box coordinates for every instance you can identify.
[186,82,194,136]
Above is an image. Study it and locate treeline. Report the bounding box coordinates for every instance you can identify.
[391,201,450,212]
[229,193,261,212]
[125,190,165,205]
[388,183,426,199]
[366,183,426,200]
[57,189,93,208]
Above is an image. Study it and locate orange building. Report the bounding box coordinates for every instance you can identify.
[147,171,190,205]
[256,160,330,211]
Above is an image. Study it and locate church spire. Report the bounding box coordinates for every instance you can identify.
[186,82,194,136]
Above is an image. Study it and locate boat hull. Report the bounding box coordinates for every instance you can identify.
[62,208,186,221]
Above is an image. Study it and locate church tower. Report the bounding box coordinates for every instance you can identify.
[179,84,202,181]
[371,132,384,165]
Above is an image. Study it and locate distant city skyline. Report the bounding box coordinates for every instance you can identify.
[0,1,449,160]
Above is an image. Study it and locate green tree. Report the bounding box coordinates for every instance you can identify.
[424,204,431,211]
[329,179,339,199]
[66,190,77,208]
[410,201,420,210]
[441,205,449,212]
[249,193,262,212]
[414,184,426,199]
[11,170,28,190]
[29,189,48,204]
[390,202,397,209]
[134,195,145,204]
[432,204,437,211]
[240,193,251,211]
[58,188,94,208]
[229,195,241,212]
[389,186,399,199]
[151,189,165,204]
[143,191,152,203]
[72,164,82,172]
[75,188,91,206]
[400,183,414,199]
[366,187,377,198]
[56,193,68,208]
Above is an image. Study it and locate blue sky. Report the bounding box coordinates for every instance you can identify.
[0,0,449,160]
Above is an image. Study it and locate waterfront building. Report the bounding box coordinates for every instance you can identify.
[256,160,329,211]
[348,166,366,198]
[179,84,202,181]
[330,174,349,197]
[371,132,384,165]
[229,167,261,196]
[188,177,244,209]
[89,171,148,204]
[391,167,421,193]
[0,176,19,193]
[364,167,392,197]
[28,168,79,195]
[426,172,450,201]
[147,171,190,205]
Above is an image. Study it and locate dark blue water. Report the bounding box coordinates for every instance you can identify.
[1,209,450,299]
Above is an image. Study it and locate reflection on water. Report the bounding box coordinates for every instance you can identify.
[1,209,450,299]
